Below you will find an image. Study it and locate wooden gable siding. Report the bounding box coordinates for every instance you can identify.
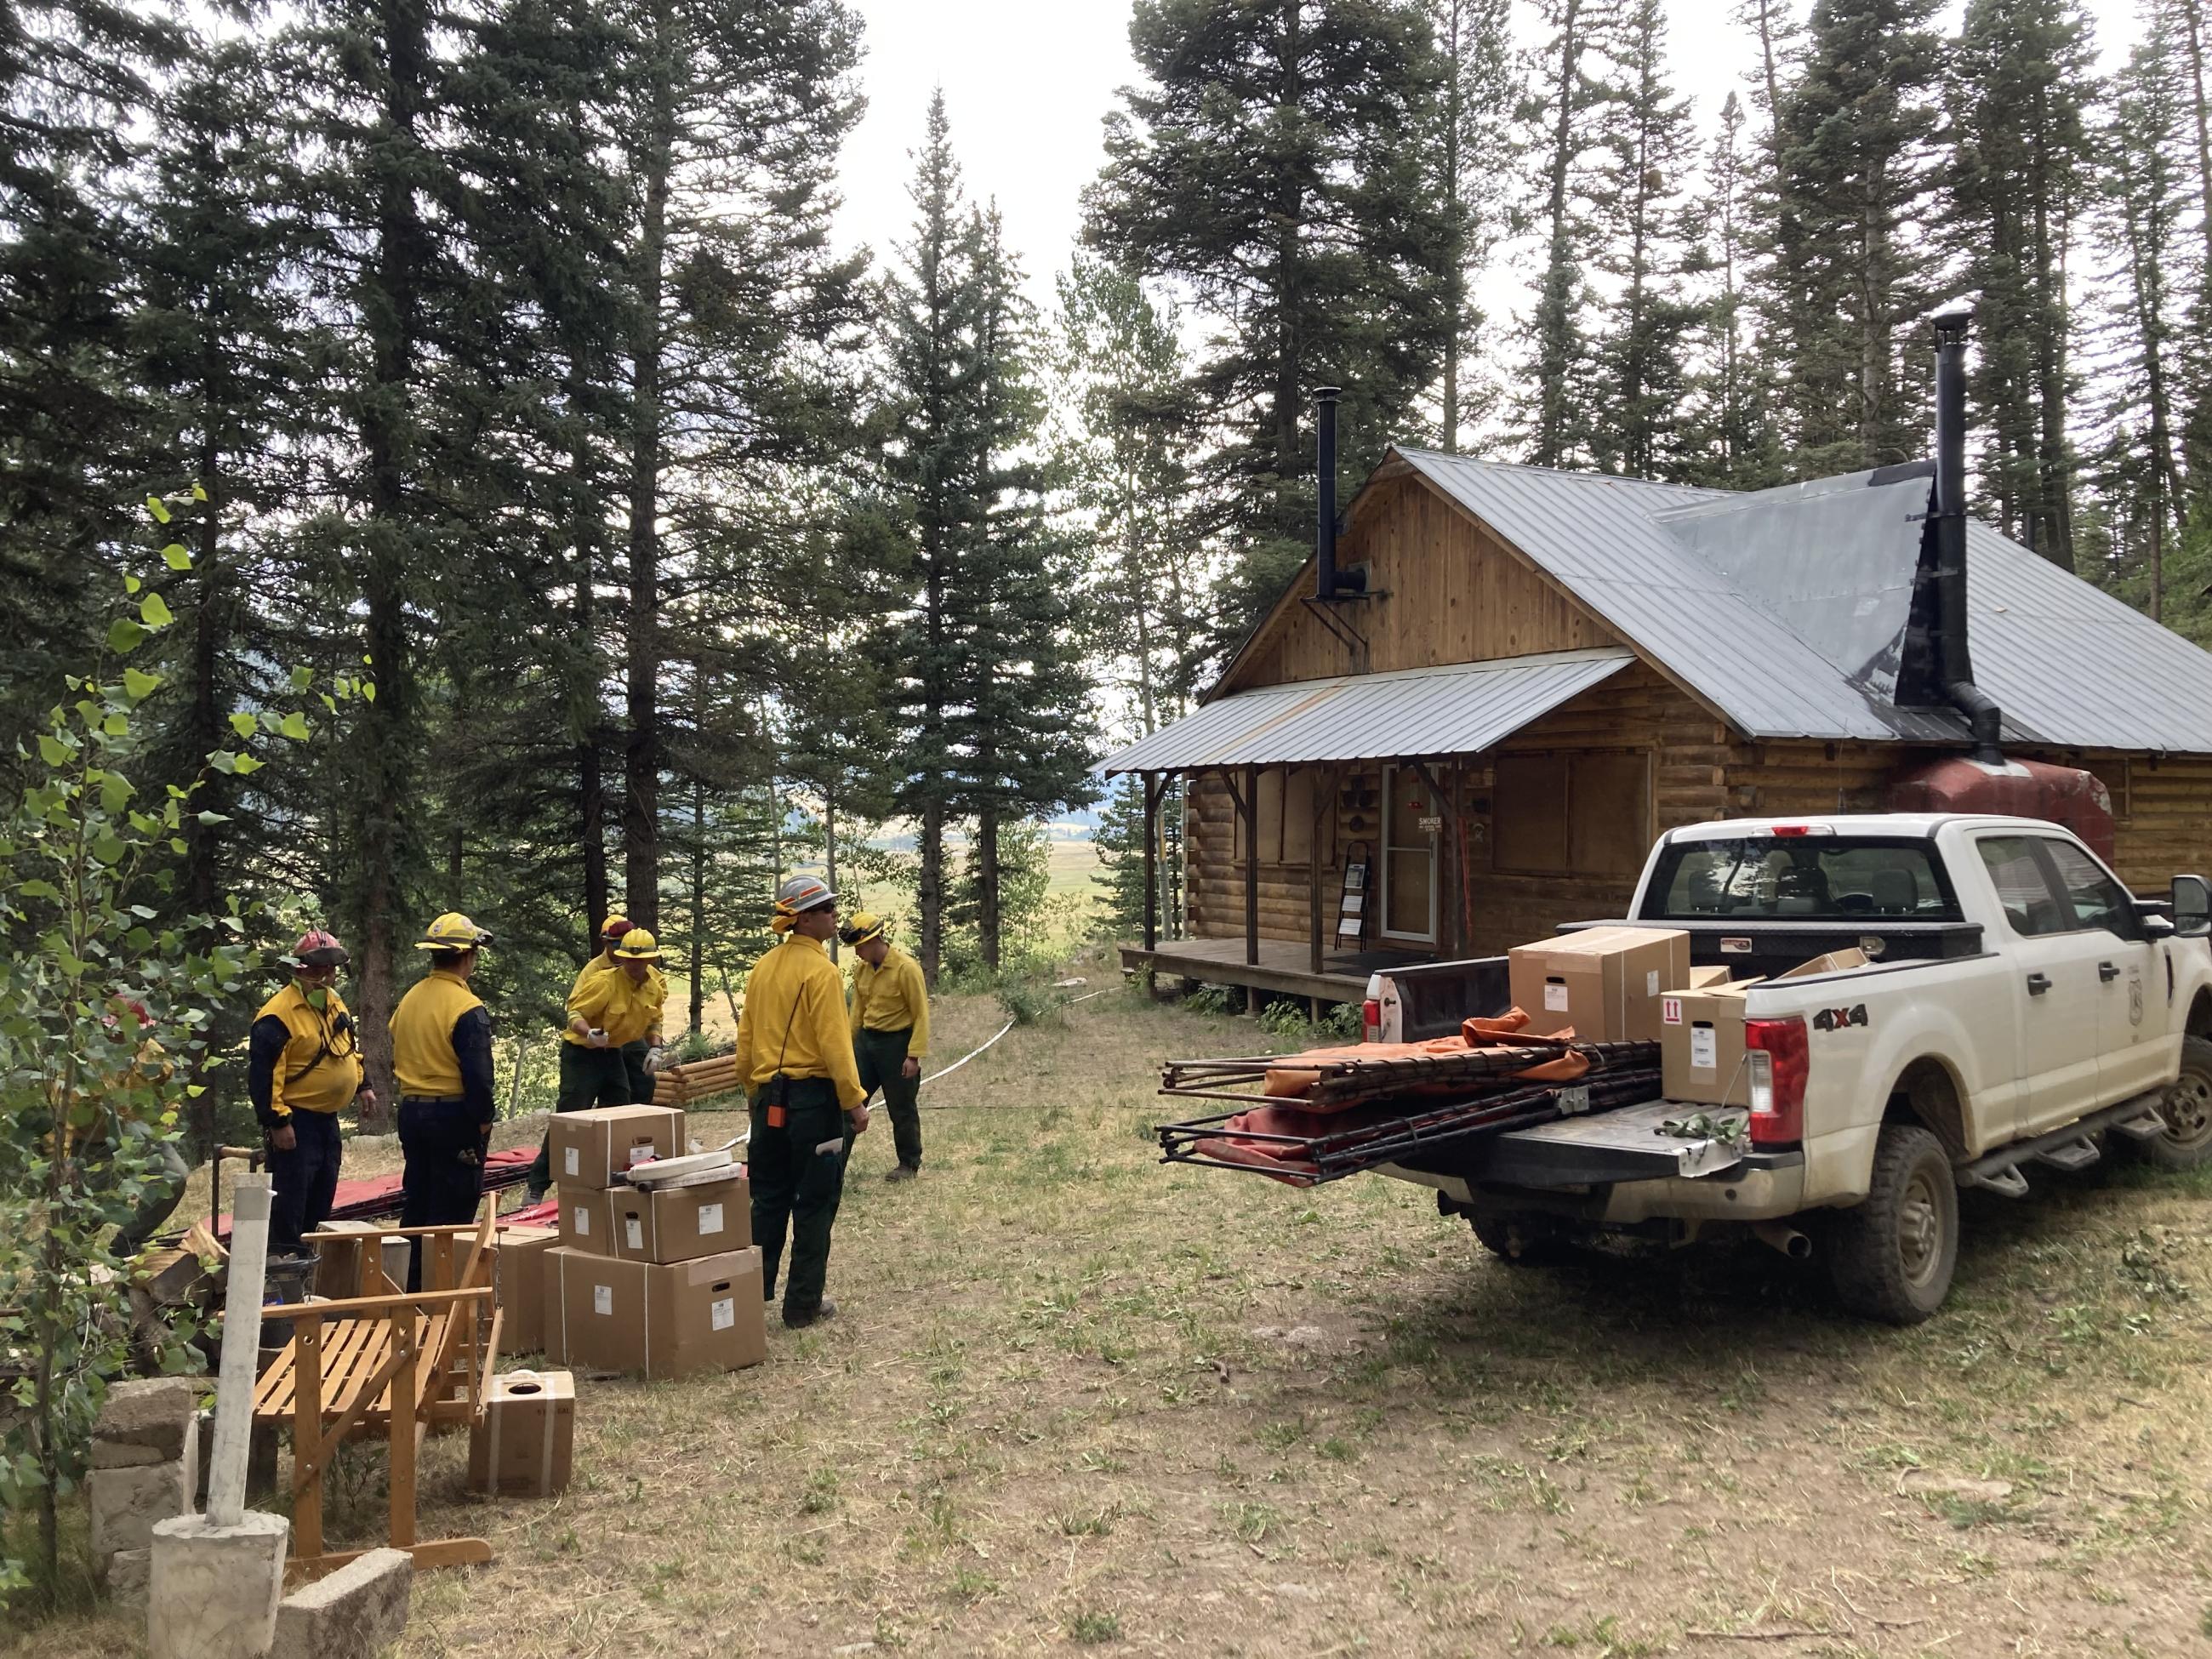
[1217,475,1622,695]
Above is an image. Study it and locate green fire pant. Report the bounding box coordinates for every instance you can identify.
[748,1078,850,1320]
[527,1042,631,1192]
[854,1025,921,1169]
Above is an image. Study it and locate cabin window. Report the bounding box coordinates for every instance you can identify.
[1231,767,1333,867]
[1495,750,1651,876]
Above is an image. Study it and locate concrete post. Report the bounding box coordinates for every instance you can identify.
[207,1173,271,1526]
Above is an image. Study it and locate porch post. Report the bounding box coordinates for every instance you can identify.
[1410,758,1462,961]
[1308,764,1337,977]
[1141,772,1160,952]
[1242,764,1260,969]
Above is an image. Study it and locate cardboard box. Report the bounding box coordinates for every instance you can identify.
[1682,964,1733,991]
[548,1103,685,1191]
[611,1175,751,1264]
[557,1188,617,1256]
[548,1246,767,1380]
[467,1368,573,1497]
[492,1225,560,1354]
[1777,947,1870,979]
[1509,926,1692,1043]
[1660,979,1764,1105]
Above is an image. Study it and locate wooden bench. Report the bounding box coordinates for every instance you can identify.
[254,1202,502,1578]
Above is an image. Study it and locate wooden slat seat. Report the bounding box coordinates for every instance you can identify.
[252,1202,505,1582]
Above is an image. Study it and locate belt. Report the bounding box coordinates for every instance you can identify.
[401,1095,466,1107]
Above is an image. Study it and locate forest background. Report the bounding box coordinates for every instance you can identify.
[6,0,2210,1149]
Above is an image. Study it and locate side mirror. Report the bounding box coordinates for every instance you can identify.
[2174,874,2212,938]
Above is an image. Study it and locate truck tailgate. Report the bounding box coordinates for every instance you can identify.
[1462,1101,1747,1188]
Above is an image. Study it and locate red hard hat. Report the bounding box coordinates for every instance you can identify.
[601,913,633,941]
[294,929,350,968]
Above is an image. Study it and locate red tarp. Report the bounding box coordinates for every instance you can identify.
[212,1146,539,1240]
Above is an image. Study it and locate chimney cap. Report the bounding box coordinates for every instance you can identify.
[1314,385,1343,401]
[1928,296,1976,333]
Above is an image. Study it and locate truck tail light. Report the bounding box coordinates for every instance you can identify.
[1361,1001,1381,1043]
[1744,1017,1809,1148]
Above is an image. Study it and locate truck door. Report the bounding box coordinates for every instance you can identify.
[2034,837,2168,1104]
[1971,835,2107,1134]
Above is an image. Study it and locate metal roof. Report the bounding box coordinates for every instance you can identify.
[1099,647,1635,775]
[1393,448,2212,754]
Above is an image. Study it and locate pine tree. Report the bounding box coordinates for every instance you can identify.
[1514,0,1619,467]
[1086,0,1451,646]
[1765,0,1945,473]
[881,91,988,983]
[949,209,1097,972]
[1948,0,2098,567]
[1586,0,1702,480]
[1054,257,1208,733]
[1426,0,1517,450]
[1685,91,1785,487]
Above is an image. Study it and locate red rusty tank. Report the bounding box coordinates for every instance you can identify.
[1887,757,2117,861]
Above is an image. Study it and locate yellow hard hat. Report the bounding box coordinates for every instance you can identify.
[599,912,632,943]
[838,911,886,947]
[612,926,662,961]
[416,911,493,950]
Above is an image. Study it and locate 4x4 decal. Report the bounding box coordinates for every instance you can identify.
[1812,1003,1869,1034]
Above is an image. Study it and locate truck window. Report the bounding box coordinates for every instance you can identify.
[1974,836,2073,937]
[1644,838,1961,922]
[2038,840,2141,939]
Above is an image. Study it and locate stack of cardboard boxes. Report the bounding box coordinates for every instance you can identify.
[542,1103,767,1378]
[1507,926,1870,1107]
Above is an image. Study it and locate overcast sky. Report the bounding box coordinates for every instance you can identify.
[832,0,2146,316]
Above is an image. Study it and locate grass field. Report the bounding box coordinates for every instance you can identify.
[18,958,2212,1656]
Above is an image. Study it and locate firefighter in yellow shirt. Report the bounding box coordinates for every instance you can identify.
[840,911,930,1181]
[525,925,668,1200]
[737,876,868,1327]
[391,912,496,1285]
[248,930,373,1255]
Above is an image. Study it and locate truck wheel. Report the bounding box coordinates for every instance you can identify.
[2123,1035,2212,1171]
[1470,1213,1569,1267]
[1825,1123,1958,1325]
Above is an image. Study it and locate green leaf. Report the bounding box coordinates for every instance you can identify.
[362,681,377,703]
[227,713,258,739]
[91,834,125,865]
[169,838,188,854]
[129,811,159,834]
[231,754,263,775]
[129,904,157,919]
[37,734,70,767]
[278,711,311,741]
[123,667,161,702]
[209,750,237,774]
[162,543,191,571]
[320,693,337,715]
[100,772,132,814]
[288,664,313,691]
[140,593,174,628]
[101,712,128,737]
[145,495,171,524]
[16,879,60,901]
[191,482,208,501]
[195,810,229,826]
[124,573,142,595]
[108,618,146,656]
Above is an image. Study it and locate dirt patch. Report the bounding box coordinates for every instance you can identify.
[15,982,2212,1656]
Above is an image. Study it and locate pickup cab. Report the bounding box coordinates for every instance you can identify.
[1361,813,2212,1322]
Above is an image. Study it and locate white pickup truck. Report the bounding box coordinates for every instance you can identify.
[1362,813,2212,1323]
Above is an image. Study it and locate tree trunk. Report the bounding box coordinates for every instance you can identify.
[1535,0,1582,466]
[1440,0,1463,453]
[823,784,839,964]
[689,778,705,1035]
[919,798,943,984]
[2184,0,2212,270]
[623,0,673,934]
[571,408,608,950]
[1271,0,1304,520]
[978,796,1001,974]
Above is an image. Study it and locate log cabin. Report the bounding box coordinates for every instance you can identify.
[1104,334,2212,1012]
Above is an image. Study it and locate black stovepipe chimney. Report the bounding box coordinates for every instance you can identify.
[1931,303,2004,767]
[1314,386,1341,598]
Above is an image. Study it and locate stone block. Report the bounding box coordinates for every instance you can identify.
[90,1377,199,1468]
[269,1548,412,1659]
[88,1453,193,1558]
[148,1511,288,1659]
[103,1545,151,1614]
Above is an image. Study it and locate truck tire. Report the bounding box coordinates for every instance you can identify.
[1469,1212,1570,1267]
[2123,1034,2212,1170]
[1825,1123,1958,1325]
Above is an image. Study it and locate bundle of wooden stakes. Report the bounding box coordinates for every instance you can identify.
[1160,1040,1658,1112]
[650,1052,744,1108]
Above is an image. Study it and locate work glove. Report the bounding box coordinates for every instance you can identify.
[644,1046,667,1074]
